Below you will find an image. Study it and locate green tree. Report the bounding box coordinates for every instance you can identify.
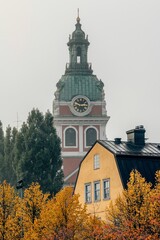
[0,121,4,183]
[10,127,18,184]
[3,126,17,185]
[13,123,27,183]
[15,109,63,194]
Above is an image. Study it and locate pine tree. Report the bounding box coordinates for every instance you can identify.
[15,109,63,194]
[0,121,4,183]
[3,126,17,185]
[10,127,18,184]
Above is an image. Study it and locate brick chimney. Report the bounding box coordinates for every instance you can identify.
[126,125,146,145]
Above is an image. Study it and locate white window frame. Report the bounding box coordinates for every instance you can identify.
[103,179,110,200]
[94,181,101,202]
[63,126,78,148]
[85,183,92,203]
[94,154,100,169]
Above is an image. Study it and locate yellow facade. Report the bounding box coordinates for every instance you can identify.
[74,142,124,220]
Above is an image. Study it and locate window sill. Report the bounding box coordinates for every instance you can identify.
[103,197,110,201]
[94,199,101,203]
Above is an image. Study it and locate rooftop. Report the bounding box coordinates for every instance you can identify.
[99,140,160,157]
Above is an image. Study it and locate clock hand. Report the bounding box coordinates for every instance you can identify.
[74,102,81,106]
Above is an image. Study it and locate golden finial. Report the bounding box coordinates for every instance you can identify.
[76,8,80,23]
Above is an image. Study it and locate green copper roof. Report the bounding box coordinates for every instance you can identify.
[54,17,105,103]
[55,75,104,101]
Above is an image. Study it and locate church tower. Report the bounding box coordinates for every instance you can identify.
[53,14,110,185]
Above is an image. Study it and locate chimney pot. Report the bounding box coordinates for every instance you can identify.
[114,138,121,144]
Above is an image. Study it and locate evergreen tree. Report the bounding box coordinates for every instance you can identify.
[11,127,18,183]
[0,121,4,183]
[4,126,12,182]
[15,109,63,194]
[3,126,17,185]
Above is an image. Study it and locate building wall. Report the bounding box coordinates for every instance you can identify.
[74,142,124,220]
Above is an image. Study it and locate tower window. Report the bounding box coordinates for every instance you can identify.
[65,127,77,147]
[76,47,81,63]
[77,56,80,63]
[86,127,97,147]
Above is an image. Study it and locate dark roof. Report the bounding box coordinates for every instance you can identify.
[99,140,160,188]
[99,140,160,156]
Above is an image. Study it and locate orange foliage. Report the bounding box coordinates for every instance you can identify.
[40,186,89,239]
[21,182,49,240]
[105,170,160,239]
[0,181,21,240]
[0,171,159,239]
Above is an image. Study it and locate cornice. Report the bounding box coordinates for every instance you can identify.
[54,116,110,125]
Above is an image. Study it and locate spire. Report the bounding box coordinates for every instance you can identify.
[76,8,80,23]
[65,12,92,75]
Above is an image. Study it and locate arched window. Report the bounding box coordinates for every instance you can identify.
[86,128,97,147]
[76,47,81,63]
[65,128,76,147]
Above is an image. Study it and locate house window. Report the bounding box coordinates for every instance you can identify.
[86,128,97,147]
[94,154,100,169]
[65,128,76,146]
[103,179,110,200]
[94,181,100,201]
[85,183,91,203]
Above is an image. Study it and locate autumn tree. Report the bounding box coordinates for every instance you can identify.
[106,170,160,239]
[21,183,49,240]
[149,170,160,237]
[0,181,21,240]
[82,215,106,240]
[15,109,63,194]
[38,187,90,240]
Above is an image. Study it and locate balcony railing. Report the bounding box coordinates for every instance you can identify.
[66,62,92,70]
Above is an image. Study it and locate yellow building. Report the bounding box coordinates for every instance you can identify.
[74,126,160,220]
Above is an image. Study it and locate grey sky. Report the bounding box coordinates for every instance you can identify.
[0,0,160,142]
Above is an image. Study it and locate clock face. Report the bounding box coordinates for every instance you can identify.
[73,97,89,113]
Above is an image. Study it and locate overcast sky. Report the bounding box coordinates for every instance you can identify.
[0,0,160,142]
